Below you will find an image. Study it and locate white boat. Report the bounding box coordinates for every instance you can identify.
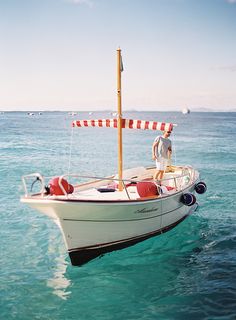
[68,112,77,116]
[21,49,206,267]
[182,107,190,114]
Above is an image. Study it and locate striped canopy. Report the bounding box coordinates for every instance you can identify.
[72,119,173,132]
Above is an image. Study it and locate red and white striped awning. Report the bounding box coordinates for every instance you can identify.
[72,119,173,131]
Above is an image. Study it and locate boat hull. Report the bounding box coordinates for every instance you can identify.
[68,203,197,266]
[22,183,198,266]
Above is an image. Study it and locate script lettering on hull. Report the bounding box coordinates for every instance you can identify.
[134,207,159,214]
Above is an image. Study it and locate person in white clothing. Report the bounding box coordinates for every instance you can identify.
[152,130,172,181]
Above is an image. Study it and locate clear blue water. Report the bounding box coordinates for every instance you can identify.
[0,111,235,319]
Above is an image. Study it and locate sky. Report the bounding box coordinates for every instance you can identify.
[0,0,236,112]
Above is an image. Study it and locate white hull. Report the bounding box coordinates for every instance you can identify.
[21,166,202,266]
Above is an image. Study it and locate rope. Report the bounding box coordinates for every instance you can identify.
[67,126,74,175]
[172,133,177,166]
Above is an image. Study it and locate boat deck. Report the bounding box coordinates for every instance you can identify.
[22,166,197,202]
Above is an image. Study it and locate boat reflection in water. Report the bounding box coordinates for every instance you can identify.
[46,235,71,300]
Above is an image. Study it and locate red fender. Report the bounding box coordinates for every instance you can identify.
[49,177,74,195]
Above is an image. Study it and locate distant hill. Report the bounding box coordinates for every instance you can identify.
[190,107,236,112]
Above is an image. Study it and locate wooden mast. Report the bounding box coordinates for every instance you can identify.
[117,48,123,191]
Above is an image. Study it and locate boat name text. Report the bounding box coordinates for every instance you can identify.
[135,207,159,214]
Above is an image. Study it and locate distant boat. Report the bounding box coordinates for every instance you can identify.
[68,112,77,116]
[182,107,190,114]
[27,112,35,116]
[38,112,43,115]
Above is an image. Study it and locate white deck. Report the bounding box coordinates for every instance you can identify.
[22,165,198,202]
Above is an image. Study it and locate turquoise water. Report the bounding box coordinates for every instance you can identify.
[1,111,235,319]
